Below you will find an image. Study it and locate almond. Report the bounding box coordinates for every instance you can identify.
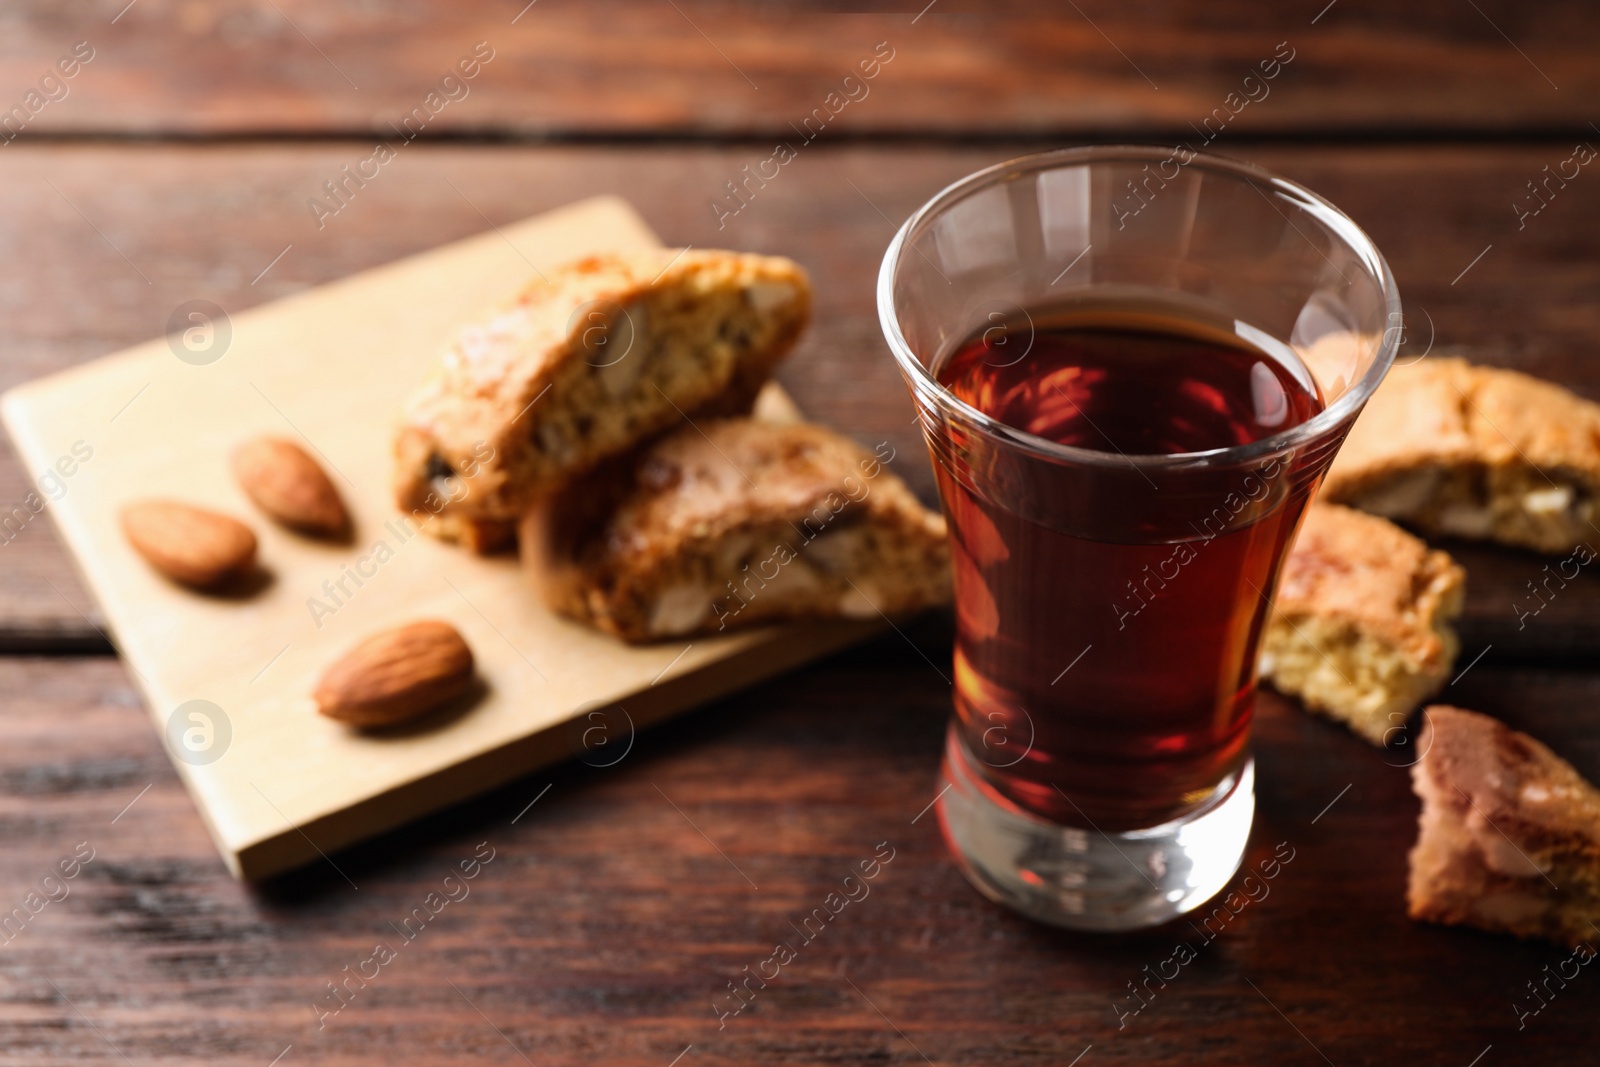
[314,620,475,727]
[120,500,258,588]
[231,436,349,536]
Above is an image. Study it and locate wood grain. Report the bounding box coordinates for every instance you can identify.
[0,1,1597,140]
[2,142,1598,658]
[4,5,1599,1061]
[2,644,1596,1065]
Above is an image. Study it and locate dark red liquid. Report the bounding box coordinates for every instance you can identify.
[933,312,1325,831]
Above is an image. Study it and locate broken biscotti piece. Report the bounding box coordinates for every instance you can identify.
[1408,706,1600,946]
[521,418,951,642]
[1260,503,1465,745]
[394,249,811,550]
[1322,357,1600,553]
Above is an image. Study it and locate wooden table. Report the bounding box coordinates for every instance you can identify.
[3,3,1598,1063]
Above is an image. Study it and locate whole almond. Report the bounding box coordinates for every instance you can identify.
[120,500,258,588]
[231,436,348,536]
[314,620,475,727]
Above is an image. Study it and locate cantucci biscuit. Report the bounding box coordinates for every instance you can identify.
[1323,358,1600,553]
[521,418,950,642]
[1408,706,1600,947]
[394,249,810,550]
[1260,503,1464,744]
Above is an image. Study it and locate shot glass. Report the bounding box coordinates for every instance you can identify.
[878,146,1400,930]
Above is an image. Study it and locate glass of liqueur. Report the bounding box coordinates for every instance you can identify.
[878,147,1400,930]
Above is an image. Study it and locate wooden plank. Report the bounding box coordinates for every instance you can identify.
[2,142,1599,660]
[3,195,890,881]
[1,647,1595,1064]
[0,1,1597,139]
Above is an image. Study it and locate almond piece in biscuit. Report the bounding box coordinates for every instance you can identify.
[1260,503,1464,744]
[1322,358,1600,553]
[521,418,951,642]
[1408,706,1600,947]
[394,249,811,550]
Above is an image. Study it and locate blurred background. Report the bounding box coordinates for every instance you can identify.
[3,0,1597,642]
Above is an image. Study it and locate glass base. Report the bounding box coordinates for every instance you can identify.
[936,727,1254,931]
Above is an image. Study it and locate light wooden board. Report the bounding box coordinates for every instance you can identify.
[0,196,877,881]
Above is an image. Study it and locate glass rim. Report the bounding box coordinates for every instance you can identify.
[875,144,1403,470]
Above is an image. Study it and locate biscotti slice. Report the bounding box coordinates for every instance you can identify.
[1260,503,1464,744]
[1322,357,1600,553]
[394,249,811,548]
[521,418,951,642]
[1408,706,1600,946]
